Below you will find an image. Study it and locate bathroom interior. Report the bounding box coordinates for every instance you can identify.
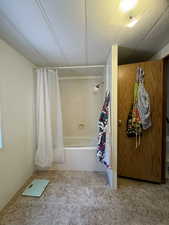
[34,57,116,185]
[1,0,169,224]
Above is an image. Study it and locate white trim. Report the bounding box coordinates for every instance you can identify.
[64,136,95,140]
[48,65,104,69]
[64,146,96,151]
[59,76,103,80]
[106,168,113,187]
[34,65,105,70]
[0,79,4,150]
[0,105,3,149]
[111,45,118,190]
[105,45,118,189]
[84,0,88,64]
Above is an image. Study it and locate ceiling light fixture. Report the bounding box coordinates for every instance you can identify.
[120,0,138,12]
[126,16,138,28]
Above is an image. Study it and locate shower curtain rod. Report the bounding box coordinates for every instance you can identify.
[34,65,105,70]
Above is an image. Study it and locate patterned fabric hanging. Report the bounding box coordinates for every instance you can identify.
[126,70,142,140]
[96,91,110,167]
[126,67,151,148]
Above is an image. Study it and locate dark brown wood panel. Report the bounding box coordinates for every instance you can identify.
[118,60,165,183]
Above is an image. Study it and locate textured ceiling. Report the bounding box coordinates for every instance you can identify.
[0,0,169,66]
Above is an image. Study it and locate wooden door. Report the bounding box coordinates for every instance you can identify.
[118,60,166,183]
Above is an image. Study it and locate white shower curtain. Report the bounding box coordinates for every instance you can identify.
[35,68,64,169]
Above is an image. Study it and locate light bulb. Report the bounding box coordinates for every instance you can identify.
[126,17,138,28]
[120,0,138,12]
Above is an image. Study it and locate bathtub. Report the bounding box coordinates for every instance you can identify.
[64,137,98,147]
[52,138,105,171]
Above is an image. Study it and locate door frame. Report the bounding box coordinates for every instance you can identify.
[162,56,169,183]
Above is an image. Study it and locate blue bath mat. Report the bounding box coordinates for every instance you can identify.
[22,179,49,197]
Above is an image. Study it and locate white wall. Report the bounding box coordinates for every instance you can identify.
[151,41,169,60]
[0,39,34,210]
[105,45,118,189]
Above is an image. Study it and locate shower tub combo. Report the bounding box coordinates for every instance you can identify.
[53,75,105,172]
[53,137,104,171]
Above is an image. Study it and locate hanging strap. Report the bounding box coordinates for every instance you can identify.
[135,67,144,149]
[136,67,144,83]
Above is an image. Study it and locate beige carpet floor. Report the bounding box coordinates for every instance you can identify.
[0,171,169,225]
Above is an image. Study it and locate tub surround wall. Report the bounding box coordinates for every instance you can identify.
[60,77,103,147]
[50,75,105,172]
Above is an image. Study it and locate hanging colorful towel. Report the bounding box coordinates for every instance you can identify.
[137,68,152,130]
[126,67,151,148]
[126,81,142,139]
[96,91,110,167]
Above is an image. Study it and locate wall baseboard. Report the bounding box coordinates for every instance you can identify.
[0,175,33,218]
[106,168,117,189]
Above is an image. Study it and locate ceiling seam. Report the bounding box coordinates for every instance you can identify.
[84,0,88,65]
[142,5,169,41]
[129,4,169,54]
[0,34,35,65]
[0,8,48,65]
[35,0,69,65]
